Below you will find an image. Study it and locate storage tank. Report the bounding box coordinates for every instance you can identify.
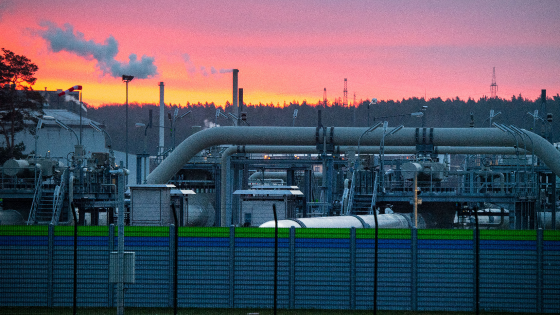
[401,161,446,181]
[2,159,31,177]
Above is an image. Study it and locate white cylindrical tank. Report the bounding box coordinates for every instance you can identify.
[2,159,31,177]
[0,210,25,225]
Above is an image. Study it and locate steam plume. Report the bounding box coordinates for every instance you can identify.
[39,22,158,79]
[203,119,219,129]
[181,52,232,77]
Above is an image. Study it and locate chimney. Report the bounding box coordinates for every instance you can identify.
[232,69,239,121]
[159,82,165,154]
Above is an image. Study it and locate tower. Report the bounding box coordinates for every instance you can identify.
[323,88,327,106]
[490,67,498,99]
[343,78,348,107]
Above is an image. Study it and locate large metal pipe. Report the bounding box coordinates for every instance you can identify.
[148,127,546,185]
[259,213,427,229]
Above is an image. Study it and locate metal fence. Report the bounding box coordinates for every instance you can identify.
[1,225,559,313]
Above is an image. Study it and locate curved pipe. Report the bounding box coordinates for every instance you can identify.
[216,144,530,226]
[148,126,541,185]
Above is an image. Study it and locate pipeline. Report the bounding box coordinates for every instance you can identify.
[148,126,543,185]
[259,213,427,229]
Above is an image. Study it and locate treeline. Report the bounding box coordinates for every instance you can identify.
[87,94,560,156]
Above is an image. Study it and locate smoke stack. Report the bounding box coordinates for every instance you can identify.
[238,88,243,125]
[233,69,239,122]
[159,82,165,154]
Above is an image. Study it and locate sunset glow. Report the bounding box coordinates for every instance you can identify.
[1,0,559,107]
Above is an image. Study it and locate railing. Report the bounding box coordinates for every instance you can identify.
[346,170,356,215]
[51,168,68,225]
[369,172,378,214]
[26,170,43,225]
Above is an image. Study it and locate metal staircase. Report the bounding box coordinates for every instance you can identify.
[27,169,69,225]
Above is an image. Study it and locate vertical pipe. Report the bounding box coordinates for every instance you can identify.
[79,91,82,146]
[238,88,243,126]
[159,82,165,154]
[233,70,239,123]
[413,172,418,227]
[125,82,129,172]
[273,204,278,315]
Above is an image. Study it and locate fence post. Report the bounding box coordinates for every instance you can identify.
[229,225,235,308]
[537,228,543,313]
[289,226,295,309]
[108,224,114,308]
[169,224,175,308]
[411,227,417,312]
[350,227,356,310]
[48,223,54,307]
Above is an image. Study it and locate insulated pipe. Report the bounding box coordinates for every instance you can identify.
[259,213,426,229]
[217,144,525,226]
[158,82,165,154]
[148,127,544,185]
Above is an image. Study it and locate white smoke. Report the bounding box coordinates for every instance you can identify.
[64,95,87,112]
[39,22,158,79]
[181,52,232,77]
[203,119,219,129]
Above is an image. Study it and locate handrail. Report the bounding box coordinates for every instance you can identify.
[346,170,356,215]
[369,172,379,214]
[51,168,68,225]
[27,170,43,225]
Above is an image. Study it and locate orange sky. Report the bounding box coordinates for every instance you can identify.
[1,0,559,107]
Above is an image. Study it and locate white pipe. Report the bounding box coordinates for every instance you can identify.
[259,213,426,229]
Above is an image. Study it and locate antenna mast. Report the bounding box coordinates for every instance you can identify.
[490,67,498,99]
[343,78,348,107]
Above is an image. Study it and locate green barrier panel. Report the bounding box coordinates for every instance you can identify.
[295,228,350,239]
[480,230,536,241]
[54,226,74,236]
[543,230,560,241]
[418,229,473,240]
[356,229,411,239]
[236,227,290,238]
[178,227,230,238]
[0,225,48,236]
[111,226,170,237]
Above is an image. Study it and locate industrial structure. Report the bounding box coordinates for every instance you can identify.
[0,75,558,232]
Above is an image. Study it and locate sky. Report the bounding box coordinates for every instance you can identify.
[1,0,559,107]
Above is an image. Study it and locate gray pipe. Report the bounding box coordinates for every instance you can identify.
[259,213,426,229]
[148,127,544,185]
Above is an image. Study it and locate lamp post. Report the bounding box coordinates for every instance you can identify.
[168,109,191,151]
[122,75,134,183]
[89,121,114,160]
[356,122,383,170]
[55,119,79,145]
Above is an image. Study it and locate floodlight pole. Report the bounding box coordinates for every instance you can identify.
[123,75,134,185]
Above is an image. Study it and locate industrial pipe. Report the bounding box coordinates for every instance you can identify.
[148,127,542,186]
[259,213,427,229]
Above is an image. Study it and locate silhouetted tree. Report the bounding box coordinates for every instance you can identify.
[0,48,44,163]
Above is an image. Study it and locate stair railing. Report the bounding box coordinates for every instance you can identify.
[346,170,357,215]
[27,170,43,225]
[51,168,69,225]
[369,172,379,215]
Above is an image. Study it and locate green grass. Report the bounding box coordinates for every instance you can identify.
[0,308,548,315]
